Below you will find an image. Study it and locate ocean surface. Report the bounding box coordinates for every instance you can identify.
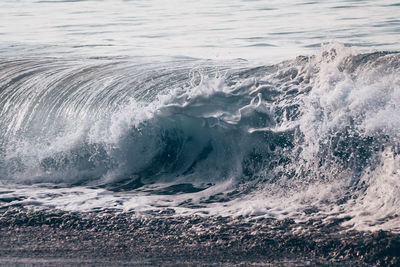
[1,0,400,265]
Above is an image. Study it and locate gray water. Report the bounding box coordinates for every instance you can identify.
[1,1,400,265]
[1,0,399,61]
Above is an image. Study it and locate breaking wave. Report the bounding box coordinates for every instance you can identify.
[1,44,400,232]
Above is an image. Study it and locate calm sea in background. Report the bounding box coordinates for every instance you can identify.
[1,0,399,61]
[0,0,400,266]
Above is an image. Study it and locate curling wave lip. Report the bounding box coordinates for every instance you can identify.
[0,45,399,233]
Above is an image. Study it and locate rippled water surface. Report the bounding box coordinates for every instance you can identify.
[1,0,399,60]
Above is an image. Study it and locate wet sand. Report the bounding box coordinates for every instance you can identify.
[0,207,399,266]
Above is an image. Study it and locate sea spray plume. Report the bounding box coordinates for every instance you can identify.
[247,44,400,232]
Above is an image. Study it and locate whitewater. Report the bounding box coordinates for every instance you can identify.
[0,0,400,265]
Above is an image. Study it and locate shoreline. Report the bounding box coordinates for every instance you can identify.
[0,208,399,266]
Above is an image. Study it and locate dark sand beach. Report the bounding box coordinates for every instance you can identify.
[1,208,399,266]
